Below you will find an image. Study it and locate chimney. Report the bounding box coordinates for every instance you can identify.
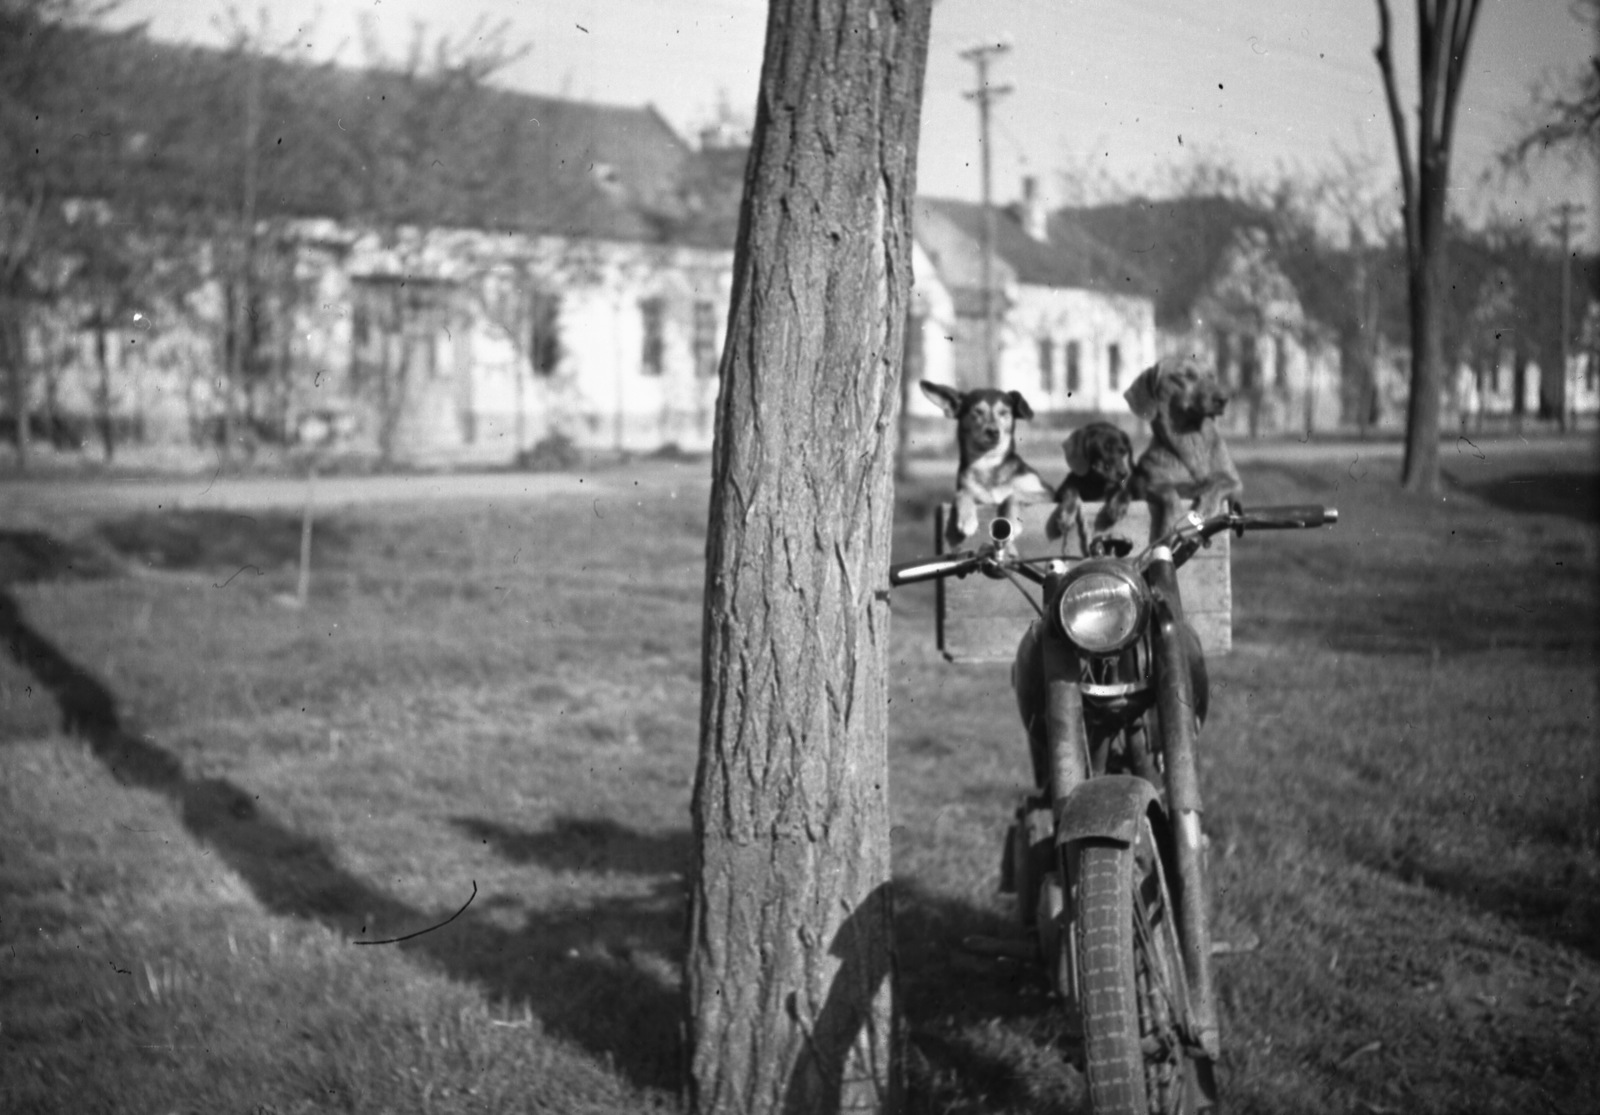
[1021,176,1048,242]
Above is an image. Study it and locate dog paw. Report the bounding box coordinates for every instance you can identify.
[1094,499,1128,532]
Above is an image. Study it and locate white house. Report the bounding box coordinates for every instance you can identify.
[1064,197,1344,439]
[13,32,744,465]
[907,181,1158,431]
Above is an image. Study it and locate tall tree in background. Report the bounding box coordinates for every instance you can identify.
[686,0,931,1110]
[0,0,113,470]
[336,17,526,465]
[1374,0,1483,494]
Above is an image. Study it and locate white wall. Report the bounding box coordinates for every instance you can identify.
[1001,285,1157,414]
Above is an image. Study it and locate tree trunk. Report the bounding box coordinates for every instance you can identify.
[686,1,930,1112]
[1,306,29,471]
[1401,197,1444,490]
[95,318,115,463]
[1375,0,1482,495]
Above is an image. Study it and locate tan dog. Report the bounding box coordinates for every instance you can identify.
[920,382,1054,545]
[1124,357,1242,538]
[1045,420,1135,541]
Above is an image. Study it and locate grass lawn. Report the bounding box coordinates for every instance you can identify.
[2,440,1597,1114]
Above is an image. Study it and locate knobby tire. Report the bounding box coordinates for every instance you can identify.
[1072,820,1201,1115]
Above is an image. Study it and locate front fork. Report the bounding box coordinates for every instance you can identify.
[1147,556,1221,1060]
[1029,557,1220,1060]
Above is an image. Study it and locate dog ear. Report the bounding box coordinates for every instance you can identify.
[919,380,963,418]
[1062,427,1091,475]
[1005,391,1035,421]
[1123,363,1163,421]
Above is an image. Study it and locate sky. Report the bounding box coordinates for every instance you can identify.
[113,0,1596,245]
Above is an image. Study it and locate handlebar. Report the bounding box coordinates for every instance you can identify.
[1234,505,1339,530]
[888,503,1338,587]
[888,550,986,586]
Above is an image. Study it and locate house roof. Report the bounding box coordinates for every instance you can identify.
[1055,196,1274,327]
[39,28,741,247]
[914,196,1153,302]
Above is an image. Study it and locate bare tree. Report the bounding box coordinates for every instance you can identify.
[686,0,931,1110]
[336,17,527,465]
[1500,0,1600,172]
[0,0,120,469]
[1374,0,1484,494]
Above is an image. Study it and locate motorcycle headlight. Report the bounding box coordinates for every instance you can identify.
[1055,564,1149,654]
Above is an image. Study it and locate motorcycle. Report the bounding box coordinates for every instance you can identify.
[889,501,1338,1114]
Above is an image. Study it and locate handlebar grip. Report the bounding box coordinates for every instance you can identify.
[889,552,982,586]
[1240,504,1338,530]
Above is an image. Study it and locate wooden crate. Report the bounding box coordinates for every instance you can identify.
[934,501,1231,663]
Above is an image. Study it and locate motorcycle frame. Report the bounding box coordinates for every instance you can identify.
[1035,547,1220,1059]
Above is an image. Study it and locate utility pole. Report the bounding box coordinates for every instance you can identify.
[1553,201,1584,432]
[961,41,1011,387]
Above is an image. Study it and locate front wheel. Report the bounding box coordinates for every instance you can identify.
[1072,817,1212,1114]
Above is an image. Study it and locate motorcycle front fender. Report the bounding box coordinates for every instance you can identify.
[1054,774,1164,849]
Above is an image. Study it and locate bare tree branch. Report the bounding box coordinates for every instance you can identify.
[1437,0,1483,174]
[1499,1,1600,170]
[1375,0,1418,259]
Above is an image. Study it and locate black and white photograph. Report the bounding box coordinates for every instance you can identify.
[2,1,1595,1112]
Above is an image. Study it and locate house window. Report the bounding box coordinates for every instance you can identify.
[1037,338,1054,394]
[419,332,439,379]
[693,300,719,378]
[1215,328,1232,384]
[640,297,666,376]
[529,289,561,376]
[1107,342,1122,391]
[1274,334,1289,389]
[1239,334,1259,391]
[1066,340,1081,394]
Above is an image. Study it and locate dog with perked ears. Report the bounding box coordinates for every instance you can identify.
[919,381,1054,546]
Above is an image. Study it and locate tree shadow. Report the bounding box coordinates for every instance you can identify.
[1339,829,1600,966]
[893,881,1086,1115]
[1448,468,1600,525]
[452,814,691,877]
[93,508,351,573]
[4,550,1082,1108]
[0,529,122,585]
[0,585,682,1092]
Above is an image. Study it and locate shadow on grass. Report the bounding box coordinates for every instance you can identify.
[0,584,683,1092]
[2,537,1080,1108]
[1449,468,1600,525]
[1340,830,1600,965]
[456,809,1085,1112]
[894,881,1086,1115]
[94,508,350,573]
[0,528,122,584]
[454,815,691,877]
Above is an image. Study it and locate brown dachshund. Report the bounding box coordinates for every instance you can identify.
[920,382,1053,545]
[1045,421,1135,541]
[1123,357,1242,538]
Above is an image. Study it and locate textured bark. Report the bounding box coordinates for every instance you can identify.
[686,2,931,1112]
